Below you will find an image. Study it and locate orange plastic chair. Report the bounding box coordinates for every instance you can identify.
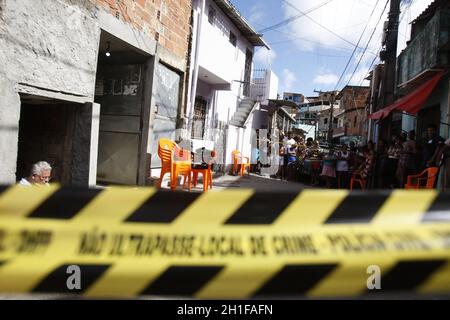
[350,172,366,190]
[232,150,250,176]
[405,167,439,189]
[157,138,191,191]
[192,150,216,192]
[192,164,213,192]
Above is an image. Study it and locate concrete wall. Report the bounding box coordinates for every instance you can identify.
[251,70,279,105]
[0,0,100,98]
[0,0,190,185]
[0,78,21,184]
[267,71,279,101]
[72,103,100,187]
[0,0,100,184]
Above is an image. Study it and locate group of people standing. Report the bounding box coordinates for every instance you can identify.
[276,124,450,189]
[317,141,374,189]
[278,132,317,180]
[376,124,448,189]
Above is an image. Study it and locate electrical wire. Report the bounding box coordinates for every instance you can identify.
[343,0,389,88]
[333,0,381,90]
[281,0,369,50]
[258,0,335,33]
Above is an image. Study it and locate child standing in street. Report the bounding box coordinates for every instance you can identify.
[321,149,337,188]
[336,144,350,189]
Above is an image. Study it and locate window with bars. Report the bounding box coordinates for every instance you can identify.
[191,97,208,140]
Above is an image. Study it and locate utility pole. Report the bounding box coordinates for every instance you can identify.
[314,90,337,144]
[378,0,401,140]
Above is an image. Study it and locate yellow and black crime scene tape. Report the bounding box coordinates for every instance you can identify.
[0,184,450,299]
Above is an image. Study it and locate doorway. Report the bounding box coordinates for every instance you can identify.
[417,104,441,144]
[95,31,150,185]
[16,96,78,185]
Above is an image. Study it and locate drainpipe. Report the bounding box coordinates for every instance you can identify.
[187,0,206,136]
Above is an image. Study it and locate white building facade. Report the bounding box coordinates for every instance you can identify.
[186,0,270,170]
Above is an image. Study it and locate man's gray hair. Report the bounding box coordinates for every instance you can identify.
[30,161,52,176]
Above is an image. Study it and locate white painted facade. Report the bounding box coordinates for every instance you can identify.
[187,0,270,169]
[251,70,279,105]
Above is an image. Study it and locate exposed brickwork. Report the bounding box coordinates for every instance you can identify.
[95,0,192,60]
[339,86,370,137]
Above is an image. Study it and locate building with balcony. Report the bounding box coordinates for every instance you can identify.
[282,92,304,120]
[283,92,305,105]
[187,0,270,170]
[369,0,449,143]
[396,0,450,141]
[297,94,340,142]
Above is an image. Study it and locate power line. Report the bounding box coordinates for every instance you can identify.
[258,0,335,33]
[268,35,369,53]
[333,0,381,90]
[281,0,367,49]
[343,0,389,88]
[357,46,382,86]
[262,23,378,57]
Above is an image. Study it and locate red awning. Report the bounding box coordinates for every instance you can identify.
[368,71,446,120]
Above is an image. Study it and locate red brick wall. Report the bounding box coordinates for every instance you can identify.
[340,87,369,137]
[95,0,192,61]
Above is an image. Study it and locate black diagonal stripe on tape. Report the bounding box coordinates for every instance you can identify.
[224,192,299,225]
[0,185,9,195]
[28,188,102,220]
[125,191,201,223]
[422,193,450,223]
[254,264,338,297]
[369,259,447,293]
[32,264,110,294]
[140,266,223,296]
[325,192,390,224]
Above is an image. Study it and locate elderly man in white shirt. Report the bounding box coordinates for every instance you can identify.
[19,161,52,186]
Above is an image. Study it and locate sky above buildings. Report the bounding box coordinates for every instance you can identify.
[233,0,432,97]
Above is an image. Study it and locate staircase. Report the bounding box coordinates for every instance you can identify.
[229,98,258,128]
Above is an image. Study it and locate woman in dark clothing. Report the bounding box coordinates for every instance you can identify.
[376,139,389,189]
[386,136,404,188]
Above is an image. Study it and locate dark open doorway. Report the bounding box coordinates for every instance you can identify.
[95,31,151,185]
[16,95,81,185]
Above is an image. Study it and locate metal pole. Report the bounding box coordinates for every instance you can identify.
[328,93,335,143]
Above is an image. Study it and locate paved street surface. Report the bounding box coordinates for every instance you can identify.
[210,173,309,191]
[160,173,310,192]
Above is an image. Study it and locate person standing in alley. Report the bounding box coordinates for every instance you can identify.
[386,135,403,188]
[321,148,337,188]
[397,130,418,186]
[336,144,350,189]
[282,132,296,180]
[423,124,445,168]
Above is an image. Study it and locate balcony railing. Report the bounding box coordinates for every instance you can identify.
[397,9,450,85]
